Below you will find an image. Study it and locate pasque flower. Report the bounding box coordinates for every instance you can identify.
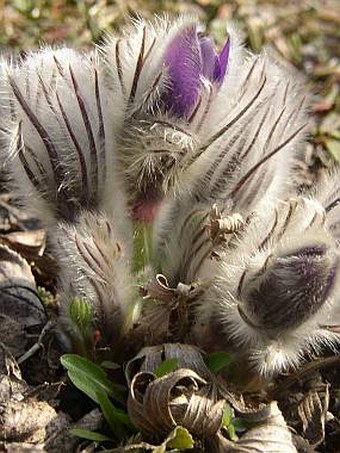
[1,15,339,379]
[160,25,230,118]
[102,16,307,225]
[101,18,236,220]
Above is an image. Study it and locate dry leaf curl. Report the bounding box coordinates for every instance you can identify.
[127,368,224,437]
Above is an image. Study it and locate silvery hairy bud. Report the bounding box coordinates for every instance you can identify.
[0,48,128,228]
[55,211,138,350]
[194,197,340,376]
[101,16,307,222]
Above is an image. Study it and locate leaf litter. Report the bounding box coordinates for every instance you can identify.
[0,1,339,452]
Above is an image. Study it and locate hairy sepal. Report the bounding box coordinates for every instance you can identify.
[55,211,138,347]
[1,47,122,225]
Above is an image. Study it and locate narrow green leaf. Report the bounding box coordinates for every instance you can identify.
[227,423,239,442]
[154,358,179,378]
[222,404,240,441]
[70,428,112,442]
[166,426,194,450]
[61,354,124,403]
[204,351,232,374]
[66,370,101,404]
[222,403,233,427]
[96,389,128,439]
[69,297,93,334]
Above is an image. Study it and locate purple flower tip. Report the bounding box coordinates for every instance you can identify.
[162,25,202,118]
[161,25,230,118]
[213,35,230,83]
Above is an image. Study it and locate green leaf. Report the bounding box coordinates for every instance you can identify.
[154,358,179,377]
[204,351,232,374]
[166,426,194,450]
[222,404,240,441]
[227,423,239,442]
[60,354,124,403]
[70,428,112,442]
[96,389,129,439]
[69,297,93,334]
[222,403,233,427]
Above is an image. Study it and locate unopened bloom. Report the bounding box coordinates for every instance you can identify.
[1,48,129,230]
[102,16,308,224]
[100,18,236,220]
[160,25,230,118]
[56,211,138,351]
[194,197,340,376]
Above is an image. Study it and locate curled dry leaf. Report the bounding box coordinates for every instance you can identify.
[0,228,46,259]
[0,245,46,328]
[127,368,224,437]
[139,276,203,344]
[125,343,213,384]
[297,385,329,446]
[213,401,298,453]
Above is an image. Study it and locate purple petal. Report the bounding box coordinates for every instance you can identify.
[198,34,218,81]
[213,35,230,83]
[162,25,202,118]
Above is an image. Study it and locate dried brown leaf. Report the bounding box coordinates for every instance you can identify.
[213,402,297,453]
[128,368,224,437]
[0,229,46,257]
[297,385,329,446]
[0,245,46,329]
[125,343,213,384]
[0,398,57,442]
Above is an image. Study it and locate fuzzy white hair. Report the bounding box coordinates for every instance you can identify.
[183,53,309,210]
[0,47,129,232]
[55,211,138,345]
[100,17,308,208]
[194,197,340,376]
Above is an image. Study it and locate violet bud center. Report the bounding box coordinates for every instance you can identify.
[161,25,230,118]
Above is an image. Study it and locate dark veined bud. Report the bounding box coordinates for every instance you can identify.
[1,48,126,227]
[240,244,338,334]
[55,211,138,352]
